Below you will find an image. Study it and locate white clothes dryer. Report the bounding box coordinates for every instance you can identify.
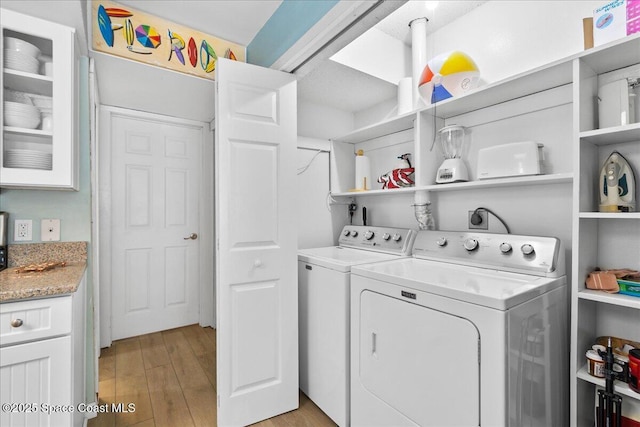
[350,230,568,427]
[298,225,416,427]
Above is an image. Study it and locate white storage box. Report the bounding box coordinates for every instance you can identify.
[477,141,544,180]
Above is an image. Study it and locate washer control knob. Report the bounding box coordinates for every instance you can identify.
[464,238,479,251]
[499,243,512,253]
[521,244,535,256]
[392,233,402,242]
[351,231,358,237]
[382,233,391,241]
[343,230,351,237]
[364,231,375,240]
[436,237,447,247]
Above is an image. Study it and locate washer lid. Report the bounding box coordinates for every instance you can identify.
[298,247,404,272]
[351,258,566,310]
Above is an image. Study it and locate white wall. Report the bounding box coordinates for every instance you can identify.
[302,1,603,249]
[355,0,603,126]
[297,101,354,246]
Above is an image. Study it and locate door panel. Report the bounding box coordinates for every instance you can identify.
[111,114,202,339]
[360,290,480,427]
[216,58,297,426]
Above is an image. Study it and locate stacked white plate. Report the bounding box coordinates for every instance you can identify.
[4,148,52,170]
[3,36,41,74]
[4,101,41,129]
[4,49,40,74]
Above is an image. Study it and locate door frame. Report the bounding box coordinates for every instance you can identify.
[97,105,214,348]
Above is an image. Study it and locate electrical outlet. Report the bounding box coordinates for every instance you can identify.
[14,219,33,241]
[41,219,61,241]
[468,210,488,230]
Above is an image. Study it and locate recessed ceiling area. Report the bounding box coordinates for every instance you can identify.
[296,1,487,114]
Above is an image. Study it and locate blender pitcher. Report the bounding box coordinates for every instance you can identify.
[436,125,469,183]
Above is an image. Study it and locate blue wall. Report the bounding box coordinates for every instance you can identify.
[247,0,339,67]
[0,58,91,245]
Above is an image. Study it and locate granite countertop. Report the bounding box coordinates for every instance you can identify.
[0,241,88,303]
[0,262,87,302]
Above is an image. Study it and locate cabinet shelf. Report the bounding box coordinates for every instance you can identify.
[3,68,53,97]
[580,123,640,146]
[579,212,640,219]
[577,365,640,401]
[422,173,573,192]
[4,126,53,137]
[331,173,573,197]
[332,112,416,144]
[331,186,416,197]
[578,289,640,310]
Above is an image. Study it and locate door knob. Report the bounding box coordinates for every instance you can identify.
[254,259,263,268]
[10,318,23,328]
[183,233,198,240]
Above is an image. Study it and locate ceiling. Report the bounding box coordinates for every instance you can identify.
[297,1,487,114]
[1,0,488,118]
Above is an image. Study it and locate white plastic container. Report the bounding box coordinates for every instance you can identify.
[354,149,372,191]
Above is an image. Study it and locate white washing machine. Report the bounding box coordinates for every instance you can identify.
[298,225,416,427]
[350,230,568,427]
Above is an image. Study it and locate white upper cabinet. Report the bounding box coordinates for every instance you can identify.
[0,8,78,190]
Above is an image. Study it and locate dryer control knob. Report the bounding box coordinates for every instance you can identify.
[382,233,391,241]
[392,233,402,242]
[436,237,447,247]
[500,243,512,253]
[364,231,375,240]
[464,238,479,251]
[351,231,358,237]
[521,244,535,256]
[343,230,351,237]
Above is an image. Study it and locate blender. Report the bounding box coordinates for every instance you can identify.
[436,125,469,183]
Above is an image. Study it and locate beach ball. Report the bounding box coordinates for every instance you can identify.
[418,51,480,104]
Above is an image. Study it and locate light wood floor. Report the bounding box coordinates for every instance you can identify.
[88,325,336,427]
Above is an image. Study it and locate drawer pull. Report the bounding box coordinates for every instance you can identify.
[10,318,24,328]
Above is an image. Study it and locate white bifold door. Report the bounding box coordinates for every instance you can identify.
[215,58,298,426]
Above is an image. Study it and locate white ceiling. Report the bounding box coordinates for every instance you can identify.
[376,1,486,46]
[296,1,488,114]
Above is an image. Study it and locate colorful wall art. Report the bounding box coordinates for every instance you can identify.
[92,0,245,80]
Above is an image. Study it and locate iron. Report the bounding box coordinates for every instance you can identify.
[599,151,636,212]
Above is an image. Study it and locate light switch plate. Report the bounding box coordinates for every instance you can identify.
[41,219,61,241]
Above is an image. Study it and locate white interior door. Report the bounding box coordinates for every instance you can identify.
[215,57,298,426]
[110,112,202,340]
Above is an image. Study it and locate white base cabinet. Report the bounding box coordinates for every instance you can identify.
[0,273,86,427]
[0,336,72,426]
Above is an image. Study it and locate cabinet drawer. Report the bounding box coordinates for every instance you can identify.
[0,296,72,346]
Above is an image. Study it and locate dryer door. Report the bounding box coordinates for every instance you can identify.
[359,290,480,427]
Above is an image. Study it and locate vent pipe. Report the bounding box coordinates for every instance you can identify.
[409,17,428,109]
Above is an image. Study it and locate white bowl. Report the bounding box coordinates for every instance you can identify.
[4,101,40,128]
[4,112,40,129]
[4,36,41,58]
[4,89,33,104]
[4,101,39,114]
[3,49,40,74]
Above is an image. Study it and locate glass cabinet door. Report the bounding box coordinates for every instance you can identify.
[1,8,77,190]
